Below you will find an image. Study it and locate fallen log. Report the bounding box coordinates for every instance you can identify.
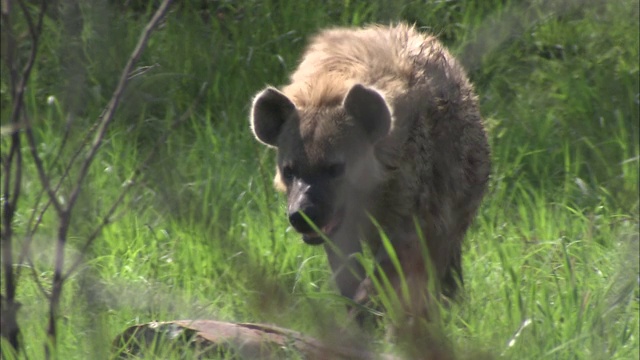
[113,320,399,359]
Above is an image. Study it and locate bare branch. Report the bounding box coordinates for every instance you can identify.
[66,0,173,212]
[23,59,147,249]
[1,0,26,352]
[0,129,23,353]
[43,0,174,352]
[19,120,99,267]
[13,0,48,133]
[15,0,63,215]
[63,81,208,280]
[1,0,19,95]
[24,252,51,300]
[15,0,36,47]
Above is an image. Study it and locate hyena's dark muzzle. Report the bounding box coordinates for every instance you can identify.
[287,180,343,245]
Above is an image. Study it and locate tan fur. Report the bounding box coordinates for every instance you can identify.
[283,24,429,108]
[250,23,491,323]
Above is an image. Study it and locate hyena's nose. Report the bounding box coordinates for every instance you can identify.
[288,207,320,234]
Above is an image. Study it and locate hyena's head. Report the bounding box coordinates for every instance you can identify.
[250,84,391,245]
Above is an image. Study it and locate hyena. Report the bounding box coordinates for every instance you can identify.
[250,24,490,320]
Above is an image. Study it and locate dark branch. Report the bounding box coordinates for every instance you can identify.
[17,0,63,215]
[43,0,174,353]
[63,80,207,279]
[66,0,173,212]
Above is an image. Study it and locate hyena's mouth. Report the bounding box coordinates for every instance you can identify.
[301,207,345,245]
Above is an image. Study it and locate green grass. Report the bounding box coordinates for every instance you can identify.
[1,0,638,359]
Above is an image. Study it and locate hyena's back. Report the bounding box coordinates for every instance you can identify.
[283,24,463,110]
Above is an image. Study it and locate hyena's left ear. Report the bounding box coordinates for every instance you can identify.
[343,84,391,143]
[250,87,296,147]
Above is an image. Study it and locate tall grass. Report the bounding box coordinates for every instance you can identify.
[1,0,637,358]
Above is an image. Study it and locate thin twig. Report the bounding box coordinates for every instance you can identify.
[63,81,207,280]
[23,61,156,250]
[17,0,62,215]
[15,0,35,40]
[44,0,173,352]
[0,119,23,353]
[20,120,99,268]
[1,0,19,96]
[65,0,172,213]
[24,251,51,300]
[23,115,77,243]
[1,0,35,352]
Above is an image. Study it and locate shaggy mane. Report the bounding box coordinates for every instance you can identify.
[282,24,443,108]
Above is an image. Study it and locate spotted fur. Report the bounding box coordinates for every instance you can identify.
[250,23,490,320]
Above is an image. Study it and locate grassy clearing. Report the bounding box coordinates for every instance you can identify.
[1,0,638,359]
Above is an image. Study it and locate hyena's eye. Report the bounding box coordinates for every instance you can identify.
[281,165,294,182]
[326,163,345,178]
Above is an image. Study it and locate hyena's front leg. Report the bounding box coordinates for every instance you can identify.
[350,238,433,326]
[324,243,365,301]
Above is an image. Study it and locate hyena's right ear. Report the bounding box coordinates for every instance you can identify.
[343,84,392,144]
[250,87,296,147]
